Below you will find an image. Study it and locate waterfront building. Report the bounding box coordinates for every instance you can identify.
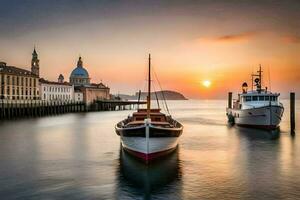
[74,89,84,102]
[77,83,110,104]
[58,74,64,83]
[31,48,40,77]
[69,57,90,86]
[69,56,110,104]
[0,49,40,100]
[39,75,74,101]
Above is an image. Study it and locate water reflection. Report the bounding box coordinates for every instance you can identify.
[116,146,182,199]
[235,126,280,140]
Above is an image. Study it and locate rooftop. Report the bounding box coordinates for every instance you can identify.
[240,90,279,96]
[0,62,38,77]
[39,78,73,86]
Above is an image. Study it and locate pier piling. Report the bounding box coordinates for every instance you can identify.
[228,92,232,109]
[290,92,295,134]
[0,99,145,120]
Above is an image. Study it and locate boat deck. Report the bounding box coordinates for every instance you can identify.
[127,121,171,125]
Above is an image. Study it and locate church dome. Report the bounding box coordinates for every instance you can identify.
[69,56,90,86]
[70,67,89,78]
[70,57,89,78]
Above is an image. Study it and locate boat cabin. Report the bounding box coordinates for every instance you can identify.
[234,91,281,109]
[132,109,167,122]
[233,66,282,110]
[240,94,278,102]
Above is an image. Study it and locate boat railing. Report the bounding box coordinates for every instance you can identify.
[279,102,284,107]
[166,116,182,128]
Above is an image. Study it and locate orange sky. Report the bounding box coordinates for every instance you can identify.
[0,1,299,99]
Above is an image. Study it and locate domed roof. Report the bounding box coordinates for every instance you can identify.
[70,57,89,78]
[70,67,89,78]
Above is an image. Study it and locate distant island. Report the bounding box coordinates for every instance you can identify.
[118,90,188,100]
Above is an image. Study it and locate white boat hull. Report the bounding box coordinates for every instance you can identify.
[121,135,179,154]
[227,105,284,129]
[116,123,182,161]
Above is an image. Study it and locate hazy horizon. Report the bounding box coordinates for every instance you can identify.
[1,0,299,99]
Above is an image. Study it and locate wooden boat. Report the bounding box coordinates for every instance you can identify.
[226,65,284,130]
[115,54,183,162]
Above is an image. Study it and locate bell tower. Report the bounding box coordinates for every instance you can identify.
[31,47,40,77]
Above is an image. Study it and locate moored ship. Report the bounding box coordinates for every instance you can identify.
[115,54,183,162]
[226,65,284,130]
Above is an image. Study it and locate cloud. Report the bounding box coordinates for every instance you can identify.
[200,31,257,44]
[282,35,300,44]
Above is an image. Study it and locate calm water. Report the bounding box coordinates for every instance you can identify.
[0,100,299,200]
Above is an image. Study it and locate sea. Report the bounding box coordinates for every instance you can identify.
[0,100,299,200]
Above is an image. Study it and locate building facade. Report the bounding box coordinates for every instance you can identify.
[69,56,110,104]
[74,89,84,102]
[31,48,40,77]
[39,77,74,101]
[0,49,40,100]
[77,83,110,104]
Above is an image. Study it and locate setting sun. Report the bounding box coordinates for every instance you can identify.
[202,80,211,88]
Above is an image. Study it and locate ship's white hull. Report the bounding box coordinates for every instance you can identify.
[116,123,182,161]
[121,135,179,155]
[227,105,284,129]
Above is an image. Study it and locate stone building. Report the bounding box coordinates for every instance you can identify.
[39,75,74,101]
[74,89,84,102]
[0,49,40,100]
[77,83,110,104]
[69,56,110,104]
[31,48,40,76]
[58,74,64,83]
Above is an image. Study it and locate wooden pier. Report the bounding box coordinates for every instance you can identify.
[91,100,146,111]
[0,99,146,120]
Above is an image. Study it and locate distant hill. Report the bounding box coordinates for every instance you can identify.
[118,90,187,100]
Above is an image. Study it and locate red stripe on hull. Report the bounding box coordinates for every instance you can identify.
[237,123,278,130]
[123,146,177,162]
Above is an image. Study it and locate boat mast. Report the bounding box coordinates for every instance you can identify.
[147,54,151,119]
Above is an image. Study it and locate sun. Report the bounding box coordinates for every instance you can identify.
[202,80,211,88]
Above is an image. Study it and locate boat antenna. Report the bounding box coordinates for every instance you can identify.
[258,64,262,92]
[147,54,151,119]
[268,65,271,92]
[251,66,254,91]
